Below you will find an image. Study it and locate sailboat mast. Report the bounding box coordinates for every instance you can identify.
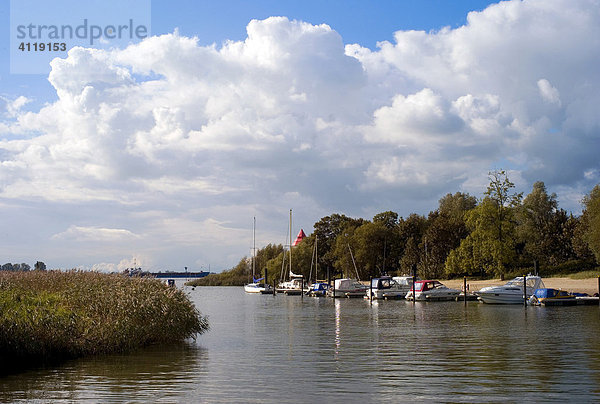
[289,209,292,279]
[252,216,256,280]
[315,235,318,283]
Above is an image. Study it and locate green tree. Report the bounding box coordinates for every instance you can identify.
[351,221,398,279]
[581,184,600,263]
[398,214,428,275]
[516,181,560,266]
[421,193,476,278]
[331,225,363,279]
[313,214,365,277]
[373,211,399,229]
[446,171,521,278]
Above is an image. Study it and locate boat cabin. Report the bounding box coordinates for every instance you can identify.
[412,280,444,292]
[533,288,574,300]
[371,277,397,290]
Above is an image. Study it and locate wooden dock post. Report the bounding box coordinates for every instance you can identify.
[523,274,527,306]
[463,276,467,305]
[332,277,336,299]
[597,276,599,306]
[369,277,373,303]
[412,264,417,304]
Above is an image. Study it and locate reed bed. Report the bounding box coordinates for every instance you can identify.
[0,270,208,371]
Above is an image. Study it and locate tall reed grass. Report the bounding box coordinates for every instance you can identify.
[0,270,208,371]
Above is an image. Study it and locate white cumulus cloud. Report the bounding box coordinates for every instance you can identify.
[0,1,599,271]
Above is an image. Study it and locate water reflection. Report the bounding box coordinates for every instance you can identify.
[0,343,207,403]
[2,287,600,403]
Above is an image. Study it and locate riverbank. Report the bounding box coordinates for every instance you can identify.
[0,271,209,375]
[444,276,600,296]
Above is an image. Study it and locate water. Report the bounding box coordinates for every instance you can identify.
[2,285,600,403]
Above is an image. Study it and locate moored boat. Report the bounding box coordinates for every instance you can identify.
[476,275,545,304]
[405,280,461,301]
[245,217,273,294]
[327,278,367,298]
[366,276,410,300]
[307,282,330,297]
[244,278,273,294]
[528,288,577,306]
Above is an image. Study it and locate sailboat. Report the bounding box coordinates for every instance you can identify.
[276,209,306,295]
[244,217,273,294]
[306,236,330,297]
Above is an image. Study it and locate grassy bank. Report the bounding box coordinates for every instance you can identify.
[0,270,208,373]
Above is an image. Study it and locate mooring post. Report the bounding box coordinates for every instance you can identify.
[412,264,417,304]
[332,277,336,299]
[597,276,599,306]
[369,277,373,303]
[523,274,527,307]
[301,277,304,299]
[273,280,276,296]
[464,276,467,305]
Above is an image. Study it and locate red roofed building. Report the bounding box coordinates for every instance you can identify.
[293,229,306,246]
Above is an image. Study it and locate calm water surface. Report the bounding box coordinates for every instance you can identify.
[2,284,600,403]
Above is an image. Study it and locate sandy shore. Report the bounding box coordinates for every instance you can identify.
[444,277,600,296]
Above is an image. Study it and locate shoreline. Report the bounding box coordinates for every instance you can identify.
[444,277,600,296]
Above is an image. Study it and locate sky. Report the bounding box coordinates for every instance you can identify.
[1,0,599,272]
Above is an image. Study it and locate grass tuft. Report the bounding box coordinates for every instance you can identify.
[0,270,208,372]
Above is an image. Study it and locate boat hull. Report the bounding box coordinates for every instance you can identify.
[476,292,527,304]
[244,283,271,294]
[406,291,461,301]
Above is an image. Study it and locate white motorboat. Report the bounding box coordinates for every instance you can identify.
[276,276,306,295]
[244,281,273,294]
[366,276,410,299]
[327,278,368,298]
[405,280,461,301]
[475,275,545,304]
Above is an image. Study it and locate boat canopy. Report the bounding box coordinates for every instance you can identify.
[371,277,396,289]
[533,288,572,299]
[334,278,363,290]
[413,280,443,292]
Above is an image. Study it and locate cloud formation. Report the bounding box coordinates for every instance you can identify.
[1,1,599,270]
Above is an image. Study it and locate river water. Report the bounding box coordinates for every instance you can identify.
[2,285,600,403]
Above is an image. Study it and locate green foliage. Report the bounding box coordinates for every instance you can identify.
[515,181,575,266]
[421,193,477,278]
[0,271,208,370]
[581,184,600,263]
[313,214,365,276]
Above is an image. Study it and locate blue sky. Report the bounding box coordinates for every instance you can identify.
[1,0,599,272]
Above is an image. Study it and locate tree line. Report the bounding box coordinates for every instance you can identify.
[189,171,600,286]
[0,262,47,272]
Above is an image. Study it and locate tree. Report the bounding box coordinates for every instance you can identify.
[313,214,365,277]
[373,211,399,229]
[422,193,477,278]
[351,221,398,279]
[516,181,563,266]
[581,184,600,263]
[446,171,521,278]
[1,263,14,271]
[34,261,47,271]
[483,170,522,277]
[398,214,428,275]
[331,225,362,279]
